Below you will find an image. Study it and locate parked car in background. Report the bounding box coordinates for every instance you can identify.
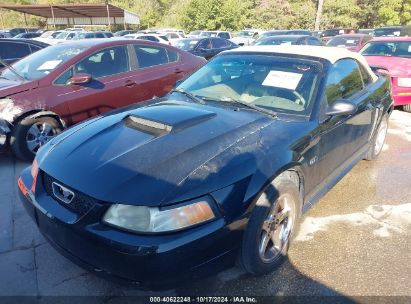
[174,37,238,60]
[259,30,312,40]
[0,39,206,160]
[160,32,185,43]
[17,45,392,289]
[230,30,265,46]
[113,30,138,37]
[187,30,203,38]
[200,31,232,40]
[0,39,49,67]
[4,28,28,37]
[13,32,42,39]
[360,37,411,112]
[320,28,357,42]
[124,33,170,45]
[253,35,323,46]
[34,30,64,44]
[373,26,403,37]
[77,31,114,39]
[0,31,13,38]
[311,30,323,38]
[358,29,374,36]
[327,34,372,52]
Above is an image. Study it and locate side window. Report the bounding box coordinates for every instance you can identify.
[212,38,227,48]
[167,49,179,63]
[309,37,323,46]
[197,39,211,49]
[134,45,169,68]
[74,46,130,78]
[67,33,76,40]
[55,68,74,85]
[218,32,230,39]
[29,45,42,53]
[95,33,105,38]
[325,59,364,105]
[104,32,113,38]
[358,62,372,86]
[0,42,31,59]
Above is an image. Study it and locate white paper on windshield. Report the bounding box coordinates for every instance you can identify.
[37,60,62,71]
[281,42,292,45]
[190,40,197,45]
[394,31,400,36]
[339,30,344,34]
[262,70,303,90]
[408,45,411,52]
[347,39,355,44]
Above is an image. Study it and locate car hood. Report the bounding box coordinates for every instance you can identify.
[0,78,36,98]
[364,56,411,77]
[39,98,273,206]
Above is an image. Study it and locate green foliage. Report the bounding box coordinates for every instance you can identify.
[1,0,410,31]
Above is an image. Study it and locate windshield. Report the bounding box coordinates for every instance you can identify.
[259,31,287,39]
[1,44,88,81]
[374,28,401,37]
[255,37,299,46]
[327,37,360,47]
[174,39,199,51]
[55,32,71,39]
[177,55,321,115]
[360,41,411,58]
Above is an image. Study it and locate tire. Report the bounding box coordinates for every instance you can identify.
[404,104,411,113]
[240,176,301,275]
[365,116,388,161]
[10,116,62,161]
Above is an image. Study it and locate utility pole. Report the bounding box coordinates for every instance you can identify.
[314,0,324,31]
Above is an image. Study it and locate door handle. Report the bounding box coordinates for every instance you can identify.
[124,80,136,88]
[174,68,183,74]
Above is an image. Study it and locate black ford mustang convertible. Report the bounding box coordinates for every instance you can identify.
[18,45,393,288]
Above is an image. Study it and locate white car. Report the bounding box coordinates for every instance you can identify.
[33,30,64,44]
[123,34,170,45]
[157,32,185,43]
[230,30,265,46]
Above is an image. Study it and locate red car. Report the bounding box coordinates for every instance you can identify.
[360,37,411,112]
[0,39,206,160]
[327,34,371,52]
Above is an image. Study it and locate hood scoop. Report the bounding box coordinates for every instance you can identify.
[125,115,173,136]
[124,104,216,135]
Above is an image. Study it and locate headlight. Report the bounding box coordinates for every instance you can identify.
[397,77,411,87]
[103,197,216,233]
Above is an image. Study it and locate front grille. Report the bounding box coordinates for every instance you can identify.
[42,172,99,216]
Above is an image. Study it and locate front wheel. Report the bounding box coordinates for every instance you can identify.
[365,116,388,161]
[240,177,301,275]
[10,116,62,161]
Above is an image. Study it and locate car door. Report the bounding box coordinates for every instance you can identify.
[129,44,183,100]
[52,45,139,124]
[316,58,374,182]
[195,38,213,59]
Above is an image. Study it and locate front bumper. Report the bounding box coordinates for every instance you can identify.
[17,167,242,289]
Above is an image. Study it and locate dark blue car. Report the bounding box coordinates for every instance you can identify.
[174,37,238,60]
[18,45,393,289]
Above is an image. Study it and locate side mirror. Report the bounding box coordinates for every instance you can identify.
[67,73,92,85]
[325,100,357,116]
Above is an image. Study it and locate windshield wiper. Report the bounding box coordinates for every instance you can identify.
[170,88,205,104]
[200,96,277,118]
[0,57,25,82]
